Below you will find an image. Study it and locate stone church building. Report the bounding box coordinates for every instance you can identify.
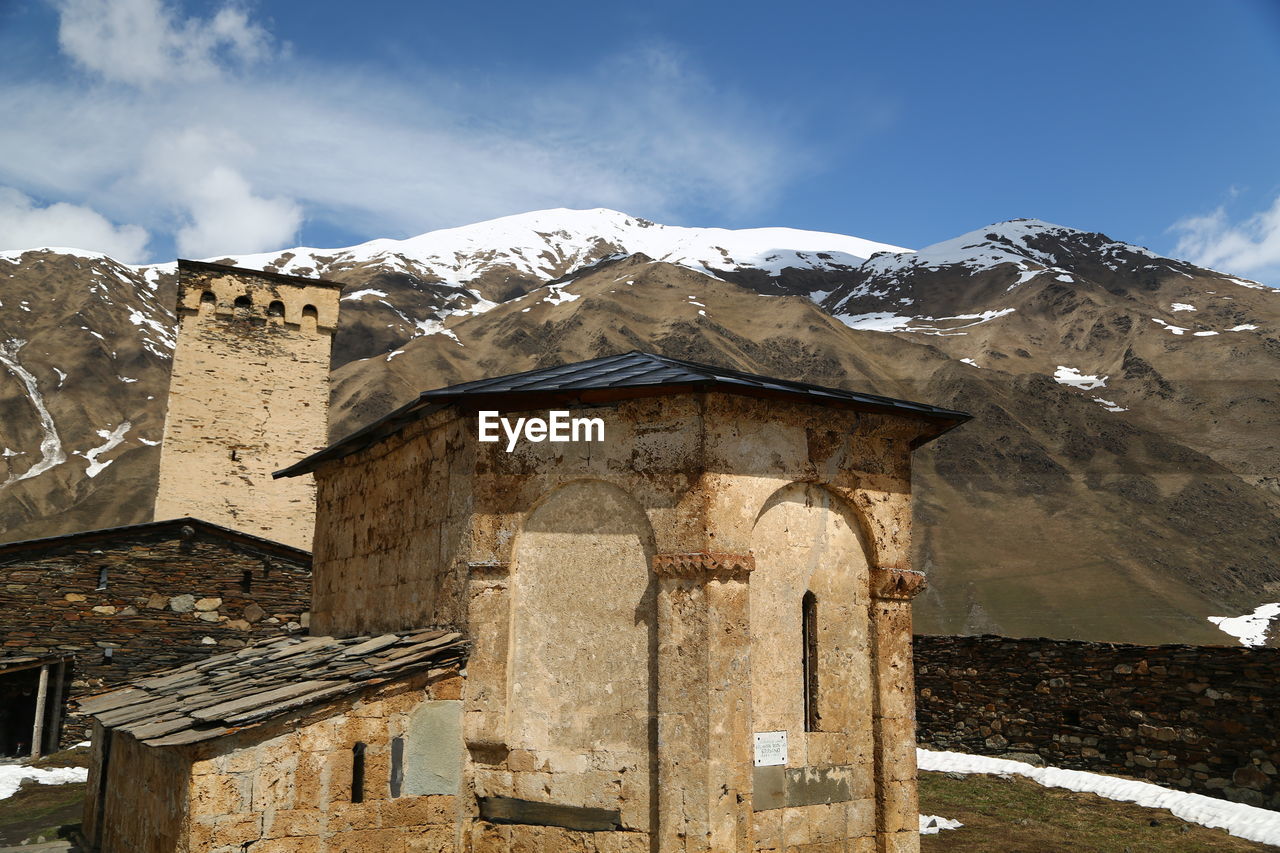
[80,350,969,853]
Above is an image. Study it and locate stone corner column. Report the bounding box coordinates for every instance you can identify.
[653,552,754,852]
[460,558,513,837]
[870,568,927,853]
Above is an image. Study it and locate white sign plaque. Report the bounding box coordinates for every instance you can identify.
[753,730,787,767]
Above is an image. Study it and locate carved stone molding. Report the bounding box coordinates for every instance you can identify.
[652,552,755,581]
[871,567,927,600]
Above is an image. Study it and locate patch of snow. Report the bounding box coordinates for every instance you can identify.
[959,358,980,368]
[2,448,22,457]
[138,437,159,446]
[1152,318,1189,335]
[127,308,176,355]
[837,313,915,332]
[918,748,1280,846]
[1054,366,1107,390]
[919,815,963,835]
[1055,274,1074,282]
[0,246,114,264]
[1092,397,1128,412]
[52,367,66,388]
[118,375,138,383]
[1171,303,1196,312]
[386,350,405,361]
[1009,267,1042,289]
[341,288,388,302]
[836,307,1014,336]
[0,339,66,485]
[1208,603,1280,647]
[0,765,89,800]
[541,282,580,306]
[75,421,132,478]
[1193,331,1219,337]
[1227,324,1258,332]
[1224,275,1266,290]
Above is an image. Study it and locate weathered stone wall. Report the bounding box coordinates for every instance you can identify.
[749,483,879,851]
[914,634,1280,810]
[92,727,192,853]
[155,263,340,550]
[183,668,461,853]
[310,409,475,638]
[0,523,310,744]
[310,391,932,851]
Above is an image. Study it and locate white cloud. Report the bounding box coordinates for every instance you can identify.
[0,187,149,261]
[1171,194,1280,287]
[0,4,800,262]
[54,0,270,85]
[174,166,301,257]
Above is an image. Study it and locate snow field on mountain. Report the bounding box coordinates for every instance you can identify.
[1208,603,1280,647]
[222,207,910,287]
[836,307,1016,336]
[1053,366,1107,390]
[918,749,1280,845]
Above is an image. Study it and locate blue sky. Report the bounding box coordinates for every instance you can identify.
[1,0,1278,285]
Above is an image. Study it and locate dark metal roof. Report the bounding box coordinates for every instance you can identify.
[178,258,345,290]
[0,516,311,563]
[276,350,971,478]
[77,629,466,747]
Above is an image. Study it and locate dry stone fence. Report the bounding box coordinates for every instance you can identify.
[913,634,1280,810]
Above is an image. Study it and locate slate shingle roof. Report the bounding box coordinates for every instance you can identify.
[276,350,971,478]
[76,629,466,747]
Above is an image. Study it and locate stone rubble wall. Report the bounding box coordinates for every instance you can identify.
[0,530,311,745]
[913,634,1280,810]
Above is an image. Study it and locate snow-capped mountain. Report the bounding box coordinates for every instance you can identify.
[225,207,909,286]
[1,208,1277,646]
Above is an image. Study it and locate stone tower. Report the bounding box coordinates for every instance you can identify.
[153,260,341,550]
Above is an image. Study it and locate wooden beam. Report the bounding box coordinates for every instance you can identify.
[30,664,49,759]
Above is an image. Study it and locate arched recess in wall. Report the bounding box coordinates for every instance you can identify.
[301,304,318,332]
[233,294,252,319]
[267,300,285,324]
[507,479,656,815]
[749,482,874,766]
[199,290,216,314]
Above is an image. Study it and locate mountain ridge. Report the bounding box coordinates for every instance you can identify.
[2,208,1277,645]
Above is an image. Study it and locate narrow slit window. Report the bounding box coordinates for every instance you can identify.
[102,647,114,664]
[240,571,252,593]
[390,736,405,798]
[802,591,819,732]
[96,566,108,590]
[351,742,366,803]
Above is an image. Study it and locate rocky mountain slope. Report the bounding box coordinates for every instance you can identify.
[1,210,1276,645]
